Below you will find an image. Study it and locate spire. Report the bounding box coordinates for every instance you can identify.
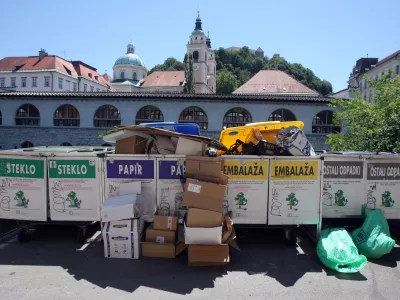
[194,11,202,31]
[206,31,211,48]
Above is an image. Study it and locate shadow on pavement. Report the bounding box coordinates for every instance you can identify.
[0,226,324,295]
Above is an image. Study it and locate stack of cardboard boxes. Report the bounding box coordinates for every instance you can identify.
[181,156,233,266]
[141,210,183,258]
[101,182,144,259]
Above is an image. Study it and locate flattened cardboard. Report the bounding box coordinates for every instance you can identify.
[146,224,176,243]
[175,224,188,255]
[182,179,226,213]
[153,210,178,231]
[115,136,147,154]
[101,194,137,222]
[185,156,226,184]
[188,244,230,266]
[186,208,223,228]
[154,135,175,155]
[184,221,222,245]
[175,138,205,156]
[141,243,176,258]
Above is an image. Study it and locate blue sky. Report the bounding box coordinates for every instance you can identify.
[0,0,398,92]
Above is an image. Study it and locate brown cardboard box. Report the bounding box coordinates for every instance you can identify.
[146,224,176,243]
[182,179,226,213]
[154,135,175,155]
[186,208,223,228]
[153,210,178,231]
[141,243,176,258]
[188,244,230,266]
[115,136,147,154]
[185,156,228,185]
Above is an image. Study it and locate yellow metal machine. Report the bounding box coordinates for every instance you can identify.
[219,121,304,154]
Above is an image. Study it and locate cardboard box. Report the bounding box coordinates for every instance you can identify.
[185,156,228,185]
[141,243,176,258]
[102,223,142,259]
[186,208,223,228]
[182,179,226,213]
[184,221,222,245]
[101,194,137,222]
[188,245,230,266]
[116,135,147,154]
[153,210,178,231]
[146,224,176,244]
[175,138,205,156]
[103,218,144,234]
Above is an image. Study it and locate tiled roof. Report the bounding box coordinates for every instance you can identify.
[71,61,110,87]
[0,56,78,76]
[376,50,400,66]
[141,71,185,87]
[234,70,318,94]
[0,91,331,103]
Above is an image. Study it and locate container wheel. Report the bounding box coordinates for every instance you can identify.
[18,227,30,243]
[77,227,88,243]
[284,228,297,246]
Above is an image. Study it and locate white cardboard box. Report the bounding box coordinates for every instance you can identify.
[102,219,143,259]
[103,231,141,259]
[175,138,204,155]
[103,218,144,234]
[101,194,137,222]
[184,222,222,245]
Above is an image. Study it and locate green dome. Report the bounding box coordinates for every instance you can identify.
[192,29,205,36]
[114,53,145,67]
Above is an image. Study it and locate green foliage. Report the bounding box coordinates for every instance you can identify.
[216,70,239,94]
[148,57,184,75]
[184,53,195,94]
[214,47,332,95]
[327,72,400,152]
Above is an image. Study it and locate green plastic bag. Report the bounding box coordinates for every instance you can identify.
[351,209,395,259]
[317,228,367,273]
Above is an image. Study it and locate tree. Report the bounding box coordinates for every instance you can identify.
[327,72,400,152]
[148,57,184,74]
[184,53,195,94]
[216,70,239,94]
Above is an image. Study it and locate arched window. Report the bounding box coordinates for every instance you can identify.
[121,71,125,79]
[133,72,137,80]
[312,110,341,133]
[94,105,121,127]
[54,104,80,127]
[268,109,296,122]
[0,110,2,125]
[179,106,208,130]
[20,141,34,148]
[223,107,252,128]
[15,104,40,126]
[135,105,164,125]
[60,142,72,146]
[193,51,199,62]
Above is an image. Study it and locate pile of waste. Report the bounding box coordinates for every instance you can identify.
[317,209,395,273]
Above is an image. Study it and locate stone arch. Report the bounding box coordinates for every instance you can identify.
[54,104,80,127]
[179,106,208,130]
[94,104,121,127]
[20,141,34,148]
[223,107,252,128]
[135,105,164,125]
[268,108,296,122]
[312,110,341,133]
[15,104,40,126]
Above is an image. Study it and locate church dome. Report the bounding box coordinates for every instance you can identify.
[114,43,145,68]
